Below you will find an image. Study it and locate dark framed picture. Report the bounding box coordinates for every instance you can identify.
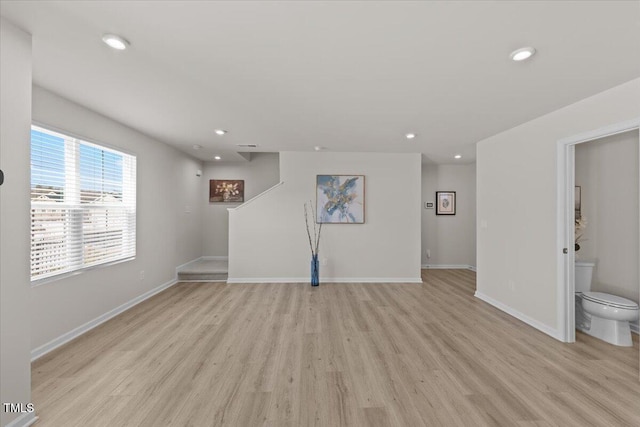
[436,191,456,215]
[209,180,244,202]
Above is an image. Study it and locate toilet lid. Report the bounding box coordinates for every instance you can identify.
[582,292,639,309]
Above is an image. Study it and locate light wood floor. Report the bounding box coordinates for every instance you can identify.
[32,270,640,426]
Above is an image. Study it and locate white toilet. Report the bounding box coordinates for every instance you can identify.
[575,261,639,346]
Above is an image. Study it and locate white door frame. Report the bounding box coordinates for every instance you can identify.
[556,118,640,343]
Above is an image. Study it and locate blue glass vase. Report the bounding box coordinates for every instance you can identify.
[311,254,319,287]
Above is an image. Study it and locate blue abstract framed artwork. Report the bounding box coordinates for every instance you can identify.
[316,175,365,224]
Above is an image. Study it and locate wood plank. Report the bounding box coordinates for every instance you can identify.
[31,272,640,426]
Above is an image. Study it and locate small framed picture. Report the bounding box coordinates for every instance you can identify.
[436,191,456,215]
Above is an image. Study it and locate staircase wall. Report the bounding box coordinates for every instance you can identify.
[202,153,280,257]
[228,152,422,282]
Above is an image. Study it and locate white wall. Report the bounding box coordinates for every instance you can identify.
[476,78,640,336]
[202,153,279,256]
[575,130,639,302]
[422,163,476,268]
[229,152,422,282]
[0,18,34,427]
[31,86,203,351]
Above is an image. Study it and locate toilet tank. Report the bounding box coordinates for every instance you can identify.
[575,260,596,293]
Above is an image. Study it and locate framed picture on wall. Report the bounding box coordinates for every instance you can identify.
[316,175,365,223]
[436,191,456,215]
[209,180,244,202]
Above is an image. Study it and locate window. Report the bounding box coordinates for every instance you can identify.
[30,125,136,281]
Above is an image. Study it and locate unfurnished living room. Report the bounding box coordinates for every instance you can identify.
[1,1,639,427]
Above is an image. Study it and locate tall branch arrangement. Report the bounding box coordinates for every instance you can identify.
[304,201,322,256]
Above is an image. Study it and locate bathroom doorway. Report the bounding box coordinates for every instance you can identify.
[557,119,639,344]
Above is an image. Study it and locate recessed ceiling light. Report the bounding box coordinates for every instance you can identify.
[214,156,221,160]
[215,129,227,136]
[102,34,129,50]
[509,47,536,61]
[454,154,462,159]
[405,133,416,139]
[314,146,325,151]
[193,144,202,150]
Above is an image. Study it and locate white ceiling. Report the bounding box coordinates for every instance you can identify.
[1,1,639,164]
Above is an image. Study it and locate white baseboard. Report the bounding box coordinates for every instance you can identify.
[474,291,563,341]
[201,256,229,261]
[31,277,178,361]
[422,264,476,272]
[4,413,37,427]
[227,277,423,284]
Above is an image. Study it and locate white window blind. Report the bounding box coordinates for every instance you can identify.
[31,125,136,281]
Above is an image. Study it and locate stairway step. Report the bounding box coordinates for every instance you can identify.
[178,272,228,281]
[177,259,228,282]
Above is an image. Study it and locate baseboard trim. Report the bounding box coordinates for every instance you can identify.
[227,277,423,284]
[31,278,178,362]
[422,264,476,272]
[201,256,229,261]
[4,413,37,427]
[474,291,563,341]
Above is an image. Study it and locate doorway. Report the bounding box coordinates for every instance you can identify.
[557,119,640,343]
